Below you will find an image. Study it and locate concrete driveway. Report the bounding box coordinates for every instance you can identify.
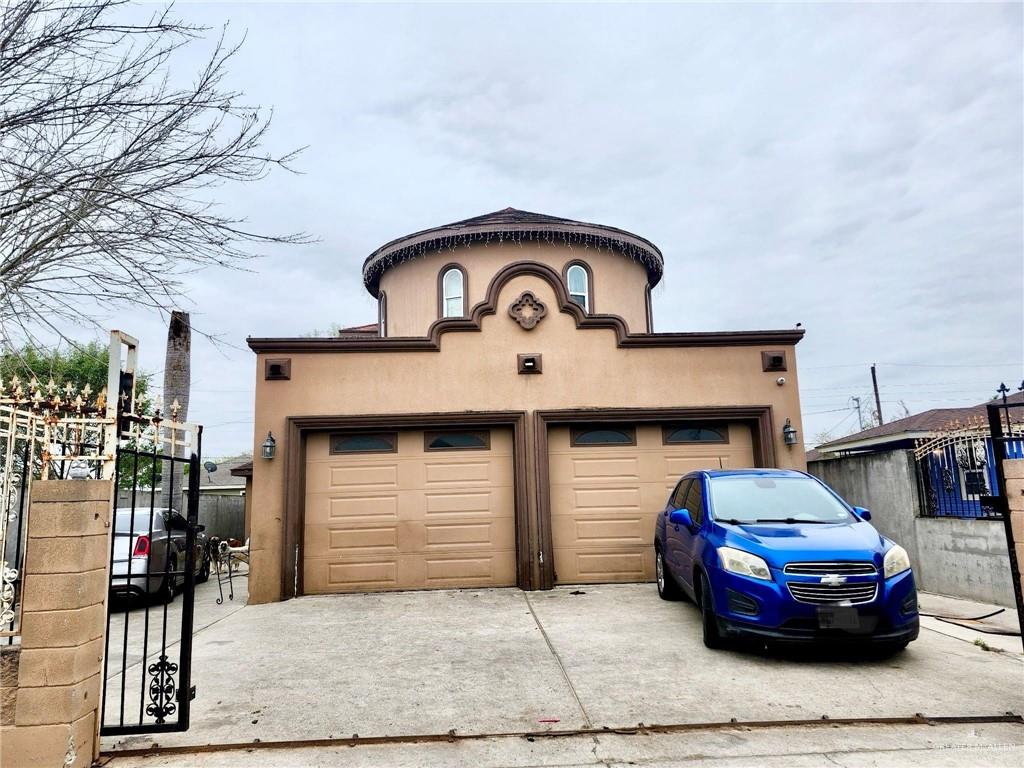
[101,583,1024,753]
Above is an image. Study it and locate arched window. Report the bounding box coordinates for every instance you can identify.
[663,424,728,444]
[425,430,490,451]
[566,263,590,312]
[570,426,636,446]
[378,291,387,337]
[441,267,465,318]
[330,433,398,454]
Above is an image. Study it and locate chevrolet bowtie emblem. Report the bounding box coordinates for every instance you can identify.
[820,574,847,586]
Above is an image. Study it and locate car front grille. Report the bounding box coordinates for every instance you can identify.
[783,561,877,576]
[787,582,878,605]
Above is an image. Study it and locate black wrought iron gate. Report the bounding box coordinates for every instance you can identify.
[100,416,204,736]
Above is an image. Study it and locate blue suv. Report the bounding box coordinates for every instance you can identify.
[654,469,919,650]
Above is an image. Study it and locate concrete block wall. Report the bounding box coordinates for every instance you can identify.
[809,451,1016,607]
[0,480,113,768]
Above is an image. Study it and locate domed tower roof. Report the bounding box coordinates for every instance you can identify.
[362,207,664,297]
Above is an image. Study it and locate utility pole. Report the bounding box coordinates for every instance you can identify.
[851,396,865,430]
[161,311,191,510]
[871,364,884,426]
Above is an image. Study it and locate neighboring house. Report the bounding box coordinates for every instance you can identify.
[815,392,1024,518]
[808,393,1024,606]
[244,208,806,603]
[199,454,251,497]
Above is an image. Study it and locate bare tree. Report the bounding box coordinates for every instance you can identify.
[0,0,306,343]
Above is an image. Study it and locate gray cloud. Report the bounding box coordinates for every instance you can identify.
[69,1,1022,456]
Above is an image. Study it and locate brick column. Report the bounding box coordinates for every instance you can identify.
[1005,460,1024,604]
[0,480,113,768]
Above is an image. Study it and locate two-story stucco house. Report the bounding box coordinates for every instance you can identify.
[243,208,806,603]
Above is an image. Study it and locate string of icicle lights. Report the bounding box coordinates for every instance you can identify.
[363,228,662,293]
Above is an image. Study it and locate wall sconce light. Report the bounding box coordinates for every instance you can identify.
[782,419,798,447]
[261,431,277,460]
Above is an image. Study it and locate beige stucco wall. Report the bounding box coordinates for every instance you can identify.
[378,242,651,336]
[247,268,805,604]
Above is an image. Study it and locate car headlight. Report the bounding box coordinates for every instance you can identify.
[884,544,911,579]
[718,547,772,581]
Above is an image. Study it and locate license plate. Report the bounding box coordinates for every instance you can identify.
[817,605,860,630]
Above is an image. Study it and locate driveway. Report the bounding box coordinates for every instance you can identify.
[102,583,1024,752]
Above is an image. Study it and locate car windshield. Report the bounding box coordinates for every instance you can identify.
[114,510,166,533]
[709,476,854,524]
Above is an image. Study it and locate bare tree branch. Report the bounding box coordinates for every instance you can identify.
[0,0,309,344]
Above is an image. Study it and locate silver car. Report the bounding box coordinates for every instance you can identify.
[110,508,210,602]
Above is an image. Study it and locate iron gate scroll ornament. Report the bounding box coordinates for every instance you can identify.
[509,291,548,330]
[146,654,179,723]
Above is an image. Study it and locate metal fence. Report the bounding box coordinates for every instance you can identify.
[914,425,1002,519]
[1,380,115,641]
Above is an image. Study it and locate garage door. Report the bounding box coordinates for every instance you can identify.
[303,428,516,593]
[548,423,755,584]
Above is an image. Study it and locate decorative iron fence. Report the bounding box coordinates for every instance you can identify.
[1,378,115,641]
[914,423,1003,519]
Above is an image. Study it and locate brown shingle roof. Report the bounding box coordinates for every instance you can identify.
[202,455,252,486]
[817,392,1024,451]
[361,207,664,297]
[339,323,378,333]
[230,460,252,478]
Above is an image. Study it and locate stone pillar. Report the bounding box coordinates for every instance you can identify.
[1005,459,1024,605]
[0,480,113,768]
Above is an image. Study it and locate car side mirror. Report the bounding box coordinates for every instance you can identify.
[669,508,694,528]
[853,506,871,521]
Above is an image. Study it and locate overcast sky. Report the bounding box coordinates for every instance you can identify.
[69,0,1023,458]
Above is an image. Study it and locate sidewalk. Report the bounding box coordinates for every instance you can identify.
[918,591,1023,658]
[100,719,1024,767]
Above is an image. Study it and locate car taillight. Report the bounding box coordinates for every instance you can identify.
[133,535,150,557]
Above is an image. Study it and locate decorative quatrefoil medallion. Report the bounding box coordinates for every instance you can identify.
[508,291,548,330]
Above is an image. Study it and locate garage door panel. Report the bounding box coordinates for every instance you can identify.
[327,463,398,490]
[305,522,397,557]
[303,556,398,593]
[304,427,515,593]
[548,453,640,482]
[424,489,496,515]
[551,514,647,547]
[556,550,647,583]
[326,494,399,520]
[423,461,492,485]
[424,518,515,549]
[572,486,642,509]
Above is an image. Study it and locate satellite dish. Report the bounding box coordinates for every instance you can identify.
[204,461,218,477]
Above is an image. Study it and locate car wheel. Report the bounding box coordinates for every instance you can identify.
[656,548,682,601]
[699,572,727,650]
[159,555,177,604]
